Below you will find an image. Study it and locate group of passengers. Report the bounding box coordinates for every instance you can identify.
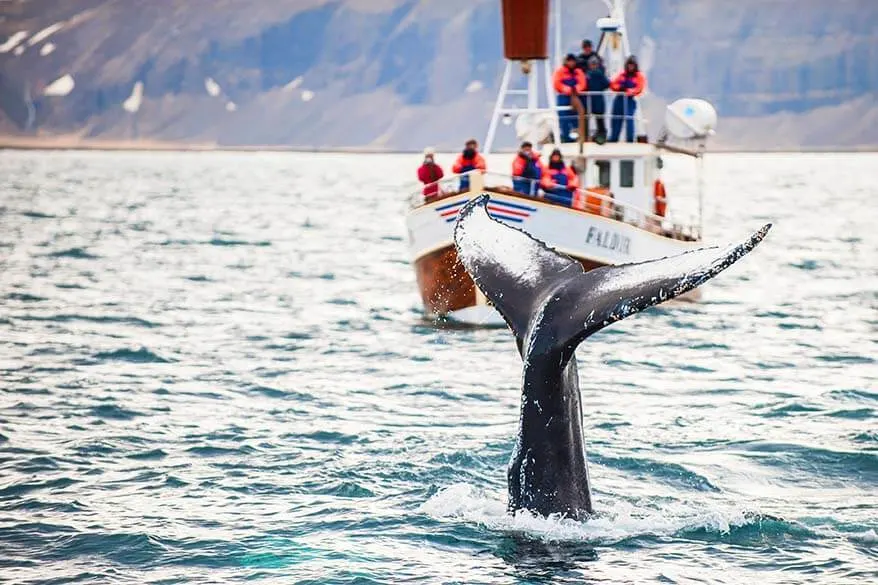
[417,139,581,207]
[512,142,579,206]
[554,39,646,143]
[415,41,646,205]
[416,138,487,199]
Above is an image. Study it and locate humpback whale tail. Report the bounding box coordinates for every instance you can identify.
[453,194,769,519]
[453,194,770,361]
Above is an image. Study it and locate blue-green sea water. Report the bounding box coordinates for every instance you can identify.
[0,150,875,584]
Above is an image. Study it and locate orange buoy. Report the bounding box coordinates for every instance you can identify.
[654,179,667,217]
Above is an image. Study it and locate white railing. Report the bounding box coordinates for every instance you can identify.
[496,90,647,143]
[564,90,646,142]
[409,170,701,242]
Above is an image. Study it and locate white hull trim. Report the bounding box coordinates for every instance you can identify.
[406,192,700,266]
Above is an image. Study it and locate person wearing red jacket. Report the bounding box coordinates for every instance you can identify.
[540,149,580,206]
[451,138,486,192]
[552,53,587,143]
[417,147,444,201]
[511,141,544,196]
[609,55,647,142]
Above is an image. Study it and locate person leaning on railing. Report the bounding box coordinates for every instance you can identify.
[609,55,647,143]
[552,54,587,144]
[540,149,580,206]
[452,138,487,191]
[511,141,544,196]
[417,147,444,201]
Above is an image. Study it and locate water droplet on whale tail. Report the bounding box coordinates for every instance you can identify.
[453,194,770,361]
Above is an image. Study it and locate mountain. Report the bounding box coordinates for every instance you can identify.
[1,0,876,150]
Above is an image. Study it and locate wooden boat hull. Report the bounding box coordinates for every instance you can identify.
[414,245,476,316]
[414,243,610,321]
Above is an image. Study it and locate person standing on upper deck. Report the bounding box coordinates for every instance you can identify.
[575,39,604,74]
[511,141,544,196]
[609,55,647,143]
[576,40,606,141]
[552,54,587,143]
[452,138,486,192]
[417,147,444,201]
[583,56,610,141]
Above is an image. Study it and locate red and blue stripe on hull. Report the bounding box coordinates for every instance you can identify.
[436,197,536,224]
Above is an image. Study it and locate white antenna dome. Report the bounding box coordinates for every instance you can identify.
[665,98,718,140]
[596,17,622,32]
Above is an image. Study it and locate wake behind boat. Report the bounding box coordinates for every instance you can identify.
[405,0,720,326]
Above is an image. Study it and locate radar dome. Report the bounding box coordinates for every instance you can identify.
[664,99,717,140]
[596,17,621,32]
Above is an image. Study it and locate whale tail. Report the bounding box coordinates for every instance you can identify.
[453,194,770,361]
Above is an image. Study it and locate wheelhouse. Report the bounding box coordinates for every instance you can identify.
[542,142,661,224]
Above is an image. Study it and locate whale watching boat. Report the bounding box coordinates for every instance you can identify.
[405,0,719,325]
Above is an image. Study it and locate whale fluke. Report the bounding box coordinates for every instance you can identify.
[454,194,770,363]
[452,194,770,519]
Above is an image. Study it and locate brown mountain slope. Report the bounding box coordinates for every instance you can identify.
[0,0,875,149]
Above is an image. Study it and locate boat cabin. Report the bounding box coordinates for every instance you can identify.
[543,141,660,223]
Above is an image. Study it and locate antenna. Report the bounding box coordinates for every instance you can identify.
[553,0,562,70]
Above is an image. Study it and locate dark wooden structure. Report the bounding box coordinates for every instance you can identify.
[501,0,550,60]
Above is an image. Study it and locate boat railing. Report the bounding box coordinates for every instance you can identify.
[410,170,701,242]
[409,173,476,207]
[500,90,646,142]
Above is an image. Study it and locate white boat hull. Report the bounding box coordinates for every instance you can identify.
[408,192,698,266]
[406,189,702,321]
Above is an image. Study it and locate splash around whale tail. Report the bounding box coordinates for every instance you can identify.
[453,194,770,362]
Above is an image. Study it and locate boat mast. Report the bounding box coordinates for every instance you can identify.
[484,0,558,155]
[553,0,562,70]
[598,0,631,74]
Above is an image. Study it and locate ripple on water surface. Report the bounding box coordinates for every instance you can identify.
[0,151,875,584]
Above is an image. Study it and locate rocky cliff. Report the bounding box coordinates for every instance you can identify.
[1,0,876,150]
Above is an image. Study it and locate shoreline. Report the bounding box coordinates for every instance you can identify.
[0,136,875,154]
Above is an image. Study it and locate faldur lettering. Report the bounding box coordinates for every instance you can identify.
[585,227,631,255]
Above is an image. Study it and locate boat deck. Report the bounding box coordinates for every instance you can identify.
[411,170,700,243]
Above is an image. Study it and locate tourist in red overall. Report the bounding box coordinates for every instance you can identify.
[511,141,544,196]
[609,55,647,142]
[417,147,444,201]
[452,139,486,192]
[552,54,587,143]
[540,149,580,207]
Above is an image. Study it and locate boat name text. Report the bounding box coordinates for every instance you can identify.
[585,227,631,255]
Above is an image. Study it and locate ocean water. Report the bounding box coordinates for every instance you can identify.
[0,150,875,584]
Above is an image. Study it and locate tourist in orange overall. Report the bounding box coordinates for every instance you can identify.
[417,147,444,201]
[452,138,486,191]
[609,55,647,142]
[511,141,543,196]
[552,54,586,143]
[540,149,580,206]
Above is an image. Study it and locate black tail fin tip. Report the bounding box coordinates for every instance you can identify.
[453,194,771,360]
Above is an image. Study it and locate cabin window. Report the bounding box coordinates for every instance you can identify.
[620,160,635,188]
[593,160,610,188]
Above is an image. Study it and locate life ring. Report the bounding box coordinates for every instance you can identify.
[654,179,667,217]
